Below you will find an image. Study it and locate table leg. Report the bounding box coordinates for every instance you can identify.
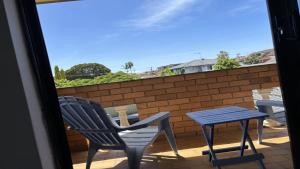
[257,119,264,144]
[201,125,221,169]
[209,125,215,161]
[117,109,130,127]
[240,121,266,169]
[246,133,266,169]
[240,120,249,157]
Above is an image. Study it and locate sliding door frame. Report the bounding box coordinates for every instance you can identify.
[15,0,300,168]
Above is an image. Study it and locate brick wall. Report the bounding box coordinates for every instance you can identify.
[57,64,279,152]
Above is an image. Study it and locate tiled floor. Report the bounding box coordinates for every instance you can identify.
[72,127,292,169]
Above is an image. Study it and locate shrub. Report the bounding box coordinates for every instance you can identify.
[55,71,140,88]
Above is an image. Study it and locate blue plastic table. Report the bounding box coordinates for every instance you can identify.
[187,106,268,169]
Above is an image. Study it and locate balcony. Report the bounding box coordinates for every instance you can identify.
[57,64,291,168]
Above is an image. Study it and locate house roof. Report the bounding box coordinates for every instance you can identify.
[171,59,217,69]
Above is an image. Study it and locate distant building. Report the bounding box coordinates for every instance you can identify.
[170,59,217,74]
[157,63,182,71]
[139,63,182,79]
[140,49,276,78]
[239,49,276,67]
[255,49,276,64]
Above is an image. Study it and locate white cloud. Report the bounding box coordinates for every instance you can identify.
[122,0,199,29]
[229,5,253,15]
[228,0,263,16]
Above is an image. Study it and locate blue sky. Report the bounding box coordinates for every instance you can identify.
[37,0,273,73]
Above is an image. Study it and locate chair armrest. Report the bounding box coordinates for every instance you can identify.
[256,100,284,107]
[116,112,170,131]
[256,100,284,117]
[75,129,116,134]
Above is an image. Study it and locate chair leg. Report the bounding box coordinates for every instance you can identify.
[161,118,179,155]
[257,119,264,144]
[86,143,98,169]
[126,147,144,169]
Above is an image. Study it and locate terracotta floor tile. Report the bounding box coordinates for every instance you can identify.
[72,127,292,169]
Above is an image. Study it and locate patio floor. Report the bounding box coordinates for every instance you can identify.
[72,127,292,169]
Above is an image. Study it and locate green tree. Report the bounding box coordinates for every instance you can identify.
[161,67,175,76]
[60,69,66,79]
[242,53,262,65]
[213,51,240,70]
[54,65,61,80]
[65,63,111,80]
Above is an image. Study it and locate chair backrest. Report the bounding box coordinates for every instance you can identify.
[58,96,125,148]
[127,104,138,115]
[104,104,138,118]
[104,107,118,117]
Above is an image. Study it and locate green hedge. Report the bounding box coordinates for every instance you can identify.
[55,71,140,88]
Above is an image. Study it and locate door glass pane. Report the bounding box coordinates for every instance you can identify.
[36,1,293,169]
[298,0,300,14]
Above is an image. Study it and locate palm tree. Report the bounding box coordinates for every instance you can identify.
[124,61,134,73]
[127,61,134,73]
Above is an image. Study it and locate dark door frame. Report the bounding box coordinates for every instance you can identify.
[267,0,300,168]
[16,0,73,168]
[15,0,299,168]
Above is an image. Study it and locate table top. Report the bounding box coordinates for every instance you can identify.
[186,106,268,126]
